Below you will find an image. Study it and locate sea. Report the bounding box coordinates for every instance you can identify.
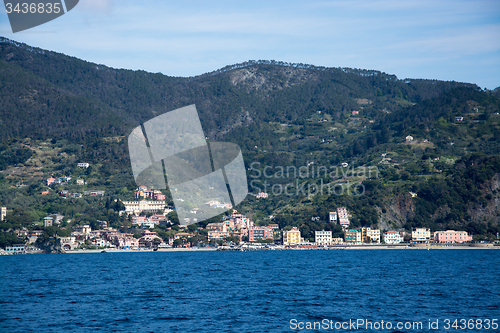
[0,249,499,333]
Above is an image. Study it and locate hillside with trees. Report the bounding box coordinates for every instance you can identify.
[0,36,499,245]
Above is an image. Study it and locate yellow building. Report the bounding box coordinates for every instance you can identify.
[350,227,381,243]
[366,228,380,243]
[345,229,362,244]
[122,200,166,215]
[345,228,380,244]
[332,237,344,244]
[283,227,303,245]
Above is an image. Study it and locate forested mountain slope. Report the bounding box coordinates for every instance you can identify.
[1,37,499,243]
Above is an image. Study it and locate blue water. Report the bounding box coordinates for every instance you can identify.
[1,250,499,332]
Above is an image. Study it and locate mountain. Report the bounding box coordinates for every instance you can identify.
[0,37,499,243]
[0,37,479,140]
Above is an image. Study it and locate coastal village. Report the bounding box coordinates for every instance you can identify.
[0,175,480,254]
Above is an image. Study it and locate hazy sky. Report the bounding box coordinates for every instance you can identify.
[1,0,499,89]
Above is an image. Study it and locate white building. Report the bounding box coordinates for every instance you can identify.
[5,244,25,253]
[77,163,90,168]
[59,237,78,251]
[91,238,111,247]
[1,207,7,221]
[329,211,337,224]
[406,135,414,142]
[384,231,403,244]
[141,220,155,229]
[315,230,332,245]
[74,225,92,234]
[412,228,431,243]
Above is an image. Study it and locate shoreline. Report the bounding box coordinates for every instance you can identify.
[64,248,218,254]
[3,244,497,255]
[61,244,498,254]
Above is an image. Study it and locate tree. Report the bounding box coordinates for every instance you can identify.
[57,229,71,237]
[167,211,179,225]
[5,208,31,228]
[257,238,274,244]
[225,236,240,244]
[187,224,198,232]
[0,232,23,248]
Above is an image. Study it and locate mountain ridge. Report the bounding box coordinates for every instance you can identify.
[0,35,480,142]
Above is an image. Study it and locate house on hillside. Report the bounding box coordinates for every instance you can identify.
[57,176,71,184]
[43,216,53,227]
[46,178,56,186]
[256,192,269,199]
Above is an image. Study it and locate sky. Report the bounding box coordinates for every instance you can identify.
[0,0,499,89]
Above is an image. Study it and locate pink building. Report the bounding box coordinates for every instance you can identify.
[154,193,165,200]
[206,223,229,241]
[132,216,147,226]
[150,214,167,225]
[134,189,165,200]
[223,219,236,231]
[111,235,139,248]
[337,207,350,228]
[227,212,254,229]
[434,230,472,243]
[139,230,162,247]
[248,227,273,242]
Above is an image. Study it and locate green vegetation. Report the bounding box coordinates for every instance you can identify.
[0,37,499,245]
